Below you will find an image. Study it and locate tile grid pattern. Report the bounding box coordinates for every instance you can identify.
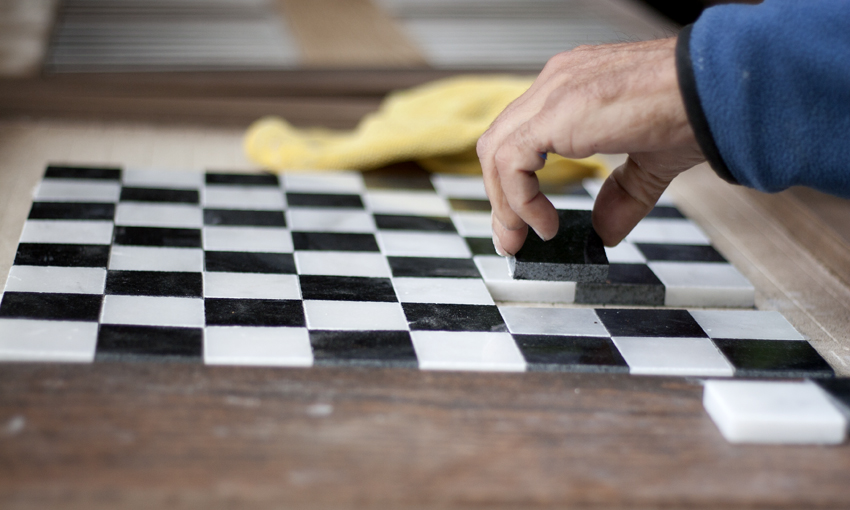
[0,166,831,378]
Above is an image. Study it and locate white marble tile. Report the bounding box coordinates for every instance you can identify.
[283,172,364,193]
[703,380,847,444]
[451,211,492,237]
[473,255,575,303]
[35,179,120,203]
[612,336,734,377]
[548,195,595,210]
[5,266,105,294]
[203,226,293,253]
[294,251,391,278]
[410,331,526,372]
[122,168,203,189]
[115,203,202,228]
[365,190,450,216]
[648,262,754,307]
[377,231,471,258]
[204,326,313,366]
[431,174,488,199]
[203,272,301,300]
[498,306,608,336]
[689,310,804,340]
[303,300,408,330]
[287,208,376,233]
[604,241,647,263]
[101,295,204,328]
[626,219,710,245]
[108,246,203,272]
[0,319,98,362]
[202,186,285,210]
[20,220,114,245]
[392,277,493,305]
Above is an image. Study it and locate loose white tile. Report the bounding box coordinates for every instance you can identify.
[451,211,492,237]
[582,178,603,198]
[365,190,450,216]
[203,186,285,210]
[626,219,711,245]
[101,295,204,328]
[431,174,487,199]
[283,172,364,193]
[473,255,575,303]
[377,232,470,258]
[548,195,595,210]
[203,226,293,253]
[703,380,847,444]
[393,277,493,305]
[689,310,804,340]
[604,241,647,263]
[411,331,526,372]
[20,220,113,245]
[204,326,312,366]
[0,319,98,362]
[122,168,203,189]
[498,306,608,336]
[287,208,376,233]
[648,262,755,307]
[294,251,391,278]
[35,179,120,202]
[303,300,408,330]
[115,203,202,228]
[109,246,203,272]
[203,272,300,299]
[5,266,105,294]
[612,336,734,377]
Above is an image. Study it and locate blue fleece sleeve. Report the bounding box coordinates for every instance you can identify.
[687,0,850,197]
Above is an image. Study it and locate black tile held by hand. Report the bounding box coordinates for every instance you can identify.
[448,198,491,212]
[645,206,686,219]
[465,237,498,256]
[203,209,286,227]
[309,330,418,368]
[814,379,850,414]
[0,292,102,322]
[114,226,202,248]
[509,209,608,282]
[299,275,397,302]
[106,270,203,298]
[514,335,629,373]
[120,187,199,204]
[96,324,203,362]
[204,251,296,274]
[374,214,456,232]
[45,165,121,180]
[575,264,665,306]
[292,232,379,252]
[28,202,116,221]
[636,243,727,263]
[596,308,707,338]
[14,243,110,268]
[286,192,364,208]
[714,339,835,378]
[205,172,279,186]
[402,303,507,332]
[205,298,305,327]
[388,257,481,278]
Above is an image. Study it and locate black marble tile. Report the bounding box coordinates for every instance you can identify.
[575,264,665,306]
[203,209,286,227]
[538,181,591,196]
[106,270,203,297]
[596,308,706,338]
[0,292,102,322]
[45,165,121,180]
[95,325,202,362]
[292,232,379,252]
[309,330,417,368]
[205,172,279,186]
[204,251,296,274]
[714,339,835,378]
[114,226,202,248]
[299,275,397,302]
[448,198,491,212]
[465,237,498,256]
[636,243,727,263]
[374,214,455,232]
[14,243,110,268]
[814,379,850,415]
[511,210,608,282]
[645,206,686,219]
[28,202,115,221]
[363,166,435,191]
[120,187,199,204]
[388,256,480,278]
[286,193,364,208]
[514,335,629,373]
[205,298,305,327]
[403,303,507,332]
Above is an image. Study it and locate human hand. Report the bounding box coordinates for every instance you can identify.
[476,36,705,254]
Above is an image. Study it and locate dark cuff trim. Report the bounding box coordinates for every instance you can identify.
[676,24,739,185]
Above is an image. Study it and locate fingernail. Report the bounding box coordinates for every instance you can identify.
[539,152,548,161]
[532,226,552,242]
[493,236,507,257]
